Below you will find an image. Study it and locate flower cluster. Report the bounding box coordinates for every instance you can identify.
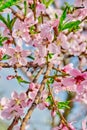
[0,0,87,130]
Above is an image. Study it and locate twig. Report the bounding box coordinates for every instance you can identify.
[47,84,72,130]
[26,66,44,95]
[10,7,24,21]
[20,63,53,130]
[7,117,20,130]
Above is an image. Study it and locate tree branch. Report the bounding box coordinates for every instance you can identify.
[20,63,53,130]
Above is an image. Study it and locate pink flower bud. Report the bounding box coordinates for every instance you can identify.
[51,110,56,117]
[6,75,15,80]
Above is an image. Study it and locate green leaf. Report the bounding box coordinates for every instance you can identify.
[46,0,54,8]
[2,55,10,60]
[29,3,35,10]
[61,20,81,31]
[7,14,10,23]
[42,0,54,8]
[38,16,42,23]
[55,13,58,19]
[27,55,35,60]
[47,78,54,84]
[10,17,17,30]
[16,76,29,84]
[0,15,9,28]
[59,8,67,30]
[48,53,54,59]
[24,1,27,16]
[0,0,22,11]
[57,101,70,109]
[46,95,53,104]
[0,35,8,46]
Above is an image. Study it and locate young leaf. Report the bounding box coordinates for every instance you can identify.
[16,76,29,84]
[0,15,8,28]
[59,8,67,30]
[61,20,81,31]
[0,0,22,11]
[27,55,35,60]
[42,0,54,8]
[2,55,10,60]
[47,78,54,84]
[46,95,53,104]
[10,17,17,30]
[57,101,70,109]
[0,35,8,46]
[46,0,54,8]
[24,1,27,16]
[7,14,10,24]
[48,53,54,59]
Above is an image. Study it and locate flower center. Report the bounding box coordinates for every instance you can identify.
[0,104,3,110]
[15,99,21,105]
[14,52,21,59]
[75,75,85,84]
[16,30,23,37]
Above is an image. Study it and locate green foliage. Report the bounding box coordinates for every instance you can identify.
[46,95,53,104]
[58,7,81,32]
[55,13,58,19]
[2,55,10,60]
[0,35,8,46]
[61,20,81,31]
[24,1,27,16]
[48,53,54,59]
[0,0,22,11]
[59,8,67,29]
[0,14,17,30]
[16,76,29,84]
[29,3,35,10]
[57,101,70,109]
[62,2,74,13]
[29,25,37,34]
[47,78,54,84]
[27,55,35,60]
[10,17,17,30]
[42,0,54,8]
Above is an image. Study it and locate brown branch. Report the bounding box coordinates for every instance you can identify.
[7,66,44,130]
[26,66,44,95]
[33,0,36,20]
[10,7,24,21]
[7,117,20,130]
[0,62,40,68]
[20,63,53,130]
[47,84,72,130]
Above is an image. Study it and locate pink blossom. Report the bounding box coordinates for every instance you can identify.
[62,63,74,73]
[27,83,40,106]
[0,97,10,119]
[62,68,87,92]
[12,19,31,42]
[36,3,46,17]
[40,23,54,42]
[6,45,30,65]
[82,117,87,130]
[0,92,27,119]
[24,11,37,27]
[52,123,76,130]
[48,43,60,54]
[10,91,27,108]
[1,105,24,119]
[6,75,15,80]
[75,0,87,8]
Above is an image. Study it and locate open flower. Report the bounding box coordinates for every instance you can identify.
[6,45,30,65]
[12,19,31,42]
